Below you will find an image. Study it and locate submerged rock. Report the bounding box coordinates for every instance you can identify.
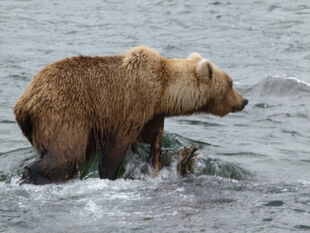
[80,140,250,181]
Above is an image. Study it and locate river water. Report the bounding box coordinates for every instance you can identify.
[1,0,310,232]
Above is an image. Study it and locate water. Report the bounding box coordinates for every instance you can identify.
[1,0,310,232]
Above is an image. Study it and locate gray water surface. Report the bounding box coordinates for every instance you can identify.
[1,0,310,232]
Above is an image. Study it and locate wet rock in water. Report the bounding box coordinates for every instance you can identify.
[80,134,250,181]
[119,144,250,180]
[119,144,200,179]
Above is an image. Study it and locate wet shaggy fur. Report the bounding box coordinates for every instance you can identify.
[14,46,247,184]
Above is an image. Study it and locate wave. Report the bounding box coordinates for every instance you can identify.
[243,75,310,98]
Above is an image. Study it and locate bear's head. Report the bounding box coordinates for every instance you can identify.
[191,53,248,117]
[160,52,248,117]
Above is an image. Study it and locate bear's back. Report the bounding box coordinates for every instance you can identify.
[15,49,165,134]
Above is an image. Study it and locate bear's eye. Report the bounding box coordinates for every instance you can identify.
[229,80,233,89]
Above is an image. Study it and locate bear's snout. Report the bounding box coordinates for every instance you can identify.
[232,98,248,112]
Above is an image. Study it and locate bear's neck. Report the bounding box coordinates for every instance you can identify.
[158,59,211,116]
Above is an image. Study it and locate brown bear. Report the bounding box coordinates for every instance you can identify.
[13,46,248,184]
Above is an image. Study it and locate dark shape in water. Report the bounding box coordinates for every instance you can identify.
[264,200,284,207]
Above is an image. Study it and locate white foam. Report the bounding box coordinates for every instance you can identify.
[285,76,310,87]
[84,200,102,218]
[266,74,310,87]
[297,180,310,186]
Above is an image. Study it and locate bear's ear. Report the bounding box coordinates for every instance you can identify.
[196,59,213,81]
[188,52,203,60]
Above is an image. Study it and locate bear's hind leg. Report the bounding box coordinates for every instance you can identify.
[22,161,52,185]
[21,148,84,185]
[21,123,89,185]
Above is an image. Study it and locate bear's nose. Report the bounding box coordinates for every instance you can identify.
[243,99,249,106]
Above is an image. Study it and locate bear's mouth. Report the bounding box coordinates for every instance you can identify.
[232,99,248,113]
[232,105,245,113]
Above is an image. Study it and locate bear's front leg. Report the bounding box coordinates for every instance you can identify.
[99,138,130,180]
[137,115,165,174]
